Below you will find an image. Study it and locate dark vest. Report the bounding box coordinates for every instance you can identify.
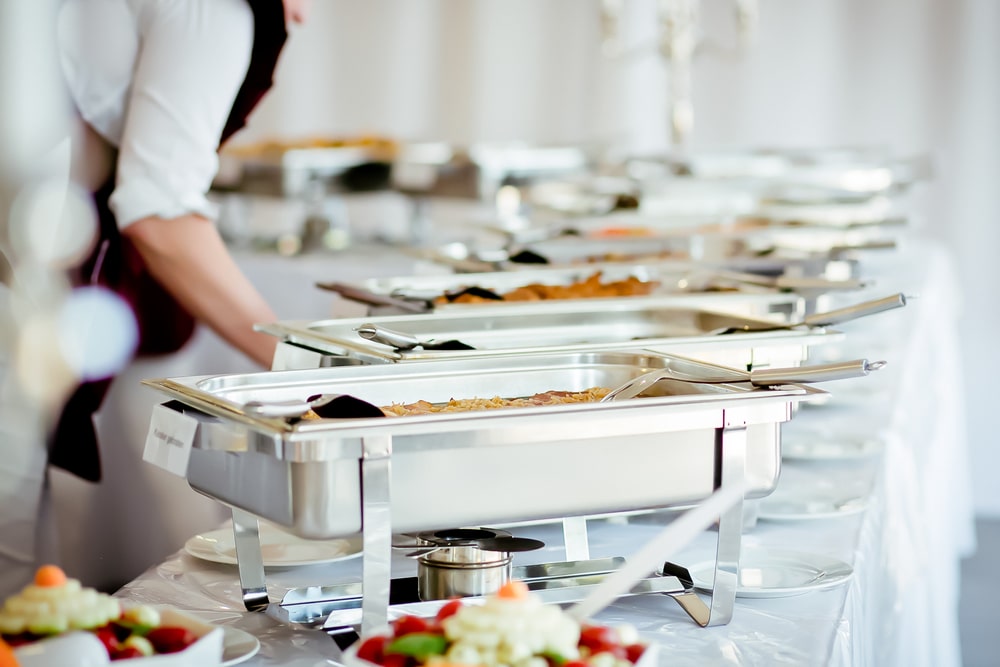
[49,0,288,482]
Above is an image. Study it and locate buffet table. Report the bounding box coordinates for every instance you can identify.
[109,235,974,667]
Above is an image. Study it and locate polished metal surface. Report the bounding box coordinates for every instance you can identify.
[293,558,698,632]
[412,217,902,271]
[417,558,513,601]
[319,261,866,316]
[232,509,269,612]
[143,351,820,540]
[601,357,885,402]
[360,434,392,636]
[257,295,844,367]
[145,351,818,625]
[699,292,907,334]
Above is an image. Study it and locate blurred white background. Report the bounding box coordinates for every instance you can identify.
[237,0,999,514]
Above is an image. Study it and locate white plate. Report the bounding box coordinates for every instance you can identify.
[185,522,363,568]
[781,431,884,461]
[690,548,853,598]
[758,468,872,521]
[758,494,868,521]
[222,626,261,666]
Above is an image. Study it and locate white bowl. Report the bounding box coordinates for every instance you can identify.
[14,608,224,667]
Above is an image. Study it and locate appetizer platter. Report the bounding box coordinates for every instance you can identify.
[341,580,657,667]
[2,566,223,665]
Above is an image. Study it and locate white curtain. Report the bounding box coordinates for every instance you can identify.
[242,0,1000,513]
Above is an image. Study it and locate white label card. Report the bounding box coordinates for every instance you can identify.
[142,404,198,477]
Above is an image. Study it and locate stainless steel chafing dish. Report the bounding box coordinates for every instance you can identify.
[413,221,897,274]
[214,138,397,198]
[258,294,867,373]
[142,351,824,632]
[316,261,866,316]
[264,290,905,386]
[391,142,594,201]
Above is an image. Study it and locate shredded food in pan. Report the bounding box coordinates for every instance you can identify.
[436,271,656,304]
[380,387,612,416]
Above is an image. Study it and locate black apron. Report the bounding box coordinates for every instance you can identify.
[49,0,289,482]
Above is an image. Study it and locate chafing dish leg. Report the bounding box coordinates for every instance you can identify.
[562,517,591,561]
[360,435,393,637]
[704,423,747,626]
[231,508,269,611]
[659,423,745,626]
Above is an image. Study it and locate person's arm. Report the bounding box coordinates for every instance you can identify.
[123,214,277,368]
[283,0,312,24]
[93,0,278,367]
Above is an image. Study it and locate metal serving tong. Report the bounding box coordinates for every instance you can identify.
[243,393,386,419]
[601,358,886,402]
[356,323,475,351]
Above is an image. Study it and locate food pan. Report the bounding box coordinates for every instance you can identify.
[215,137,396,197]
[412,222,896,273]
[317,261,867,316]
[142,351,823,540]
[258,295,847,373]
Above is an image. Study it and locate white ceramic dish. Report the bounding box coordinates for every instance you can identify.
[690,548,853,598]
[185,522,363,568]
[758,494,868,521]
[758,468,872,521]
[13,608,225,666]
[221,626,261,666]
[781,430,885,461]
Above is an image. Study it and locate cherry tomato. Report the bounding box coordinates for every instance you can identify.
[356,635,388,664]
[625,643,647,663]
[382,653,408,667]
[93,626,121,654]
[579,625,619,654]
[111,646,144,660]
[392,615,429,638]
[435,599,463,623]
[145,626,198,654]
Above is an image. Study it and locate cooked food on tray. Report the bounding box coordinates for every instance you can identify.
[225,134,398,157]
[436,272,658,304]
[299,387,612,420]
[348,580,651,667]
[381,387,611,416]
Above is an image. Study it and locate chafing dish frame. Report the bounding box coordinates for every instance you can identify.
[259,297,845,373]
[143,351,823,633]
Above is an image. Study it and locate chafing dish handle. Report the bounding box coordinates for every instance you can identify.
[801,292,906,327]
[749,359,886,386]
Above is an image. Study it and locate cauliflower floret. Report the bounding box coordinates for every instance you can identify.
[442,590,581,667]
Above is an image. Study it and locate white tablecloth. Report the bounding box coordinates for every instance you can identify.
[109,236,975,666]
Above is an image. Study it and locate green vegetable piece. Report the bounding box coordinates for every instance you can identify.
[385,632,448,660]
[541,650,568,665]
[115,619,156,636]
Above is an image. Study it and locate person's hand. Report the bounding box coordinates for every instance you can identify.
[284,0,311,24]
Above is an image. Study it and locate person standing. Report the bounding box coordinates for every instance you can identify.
[0,0,310,598]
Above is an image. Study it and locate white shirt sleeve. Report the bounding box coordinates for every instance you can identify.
[57,0,254,228]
